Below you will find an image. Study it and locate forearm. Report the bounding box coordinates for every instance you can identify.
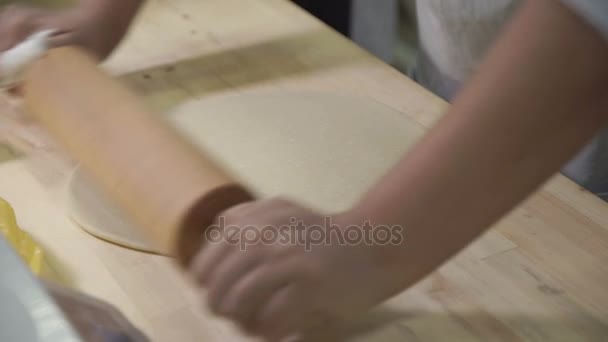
[356,0,608,288]
[80,0,143,27]
[74,0,144,57]
[80,0,143,13]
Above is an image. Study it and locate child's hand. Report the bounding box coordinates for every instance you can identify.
[0,1,138,59]
[190,198,405,341]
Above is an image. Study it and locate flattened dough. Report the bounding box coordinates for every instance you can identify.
[67,92,426,253]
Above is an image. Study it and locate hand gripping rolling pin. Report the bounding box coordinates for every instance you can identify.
[21,47,254,266]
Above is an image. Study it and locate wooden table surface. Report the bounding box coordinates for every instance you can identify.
[1,0,608,341]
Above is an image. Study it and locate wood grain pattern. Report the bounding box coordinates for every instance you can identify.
[0,0,607,341]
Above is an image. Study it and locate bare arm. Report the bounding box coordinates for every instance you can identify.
[0,0,143,58]
[181,1,608,339]
[355,0,608,289]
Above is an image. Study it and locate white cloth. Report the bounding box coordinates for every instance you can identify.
[0,30,55,88]
[416,0,517,89]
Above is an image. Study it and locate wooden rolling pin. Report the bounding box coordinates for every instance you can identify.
[21,47,254,266]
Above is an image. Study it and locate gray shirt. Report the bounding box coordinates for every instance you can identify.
[416,0,608,99]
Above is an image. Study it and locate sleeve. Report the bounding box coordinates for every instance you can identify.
[559,0,608,41]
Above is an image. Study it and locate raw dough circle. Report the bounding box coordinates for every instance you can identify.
[66,92,426,253]
[67,169,156,252]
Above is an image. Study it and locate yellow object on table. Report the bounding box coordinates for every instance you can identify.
[0,196,51,277]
